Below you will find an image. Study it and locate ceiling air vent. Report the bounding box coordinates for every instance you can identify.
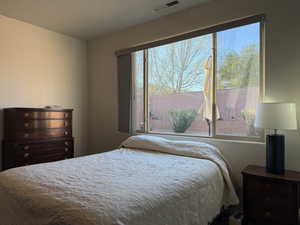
[166,0,180,7]
[153,0,180,13]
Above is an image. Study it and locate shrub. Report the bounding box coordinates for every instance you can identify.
[169,109,197,133]
[241,109,257,136]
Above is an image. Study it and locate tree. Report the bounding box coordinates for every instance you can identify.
[217,44,259,89]
[148,36,211,94]
[135,41,259,94]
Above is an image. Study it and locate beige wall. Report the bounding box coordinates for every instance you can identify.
[0,15,88,169]
[87,0,300,183]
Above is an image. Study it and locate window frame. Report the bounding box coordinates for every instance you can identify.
[132,18,265,142]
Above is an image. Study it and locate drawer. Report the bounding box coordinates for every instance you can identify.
[15,152,73,167]
[7,140,74,168]
[19,120,71,130]
[16,147,73,161]
[16,129,72,140]
[246,199,294,225]
[244,175,297,225]
[17,111,71,120]
[246,176,293,198]
[15,140,73,156]
[15,140,73,151]
[15,139,73,160]
[16,146,73,159]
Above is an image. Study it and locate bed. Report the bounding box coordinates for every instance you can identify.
[0,135,239,225]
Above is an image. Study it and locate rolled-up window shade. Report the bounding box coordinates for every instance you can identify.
[115,14,265,56]
[117,53,132,133]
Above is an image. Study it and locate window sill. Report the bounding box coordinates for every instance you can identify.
[135,131,265,145]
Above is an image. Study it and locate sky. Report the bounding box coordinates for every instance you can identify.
[218,22,260,53]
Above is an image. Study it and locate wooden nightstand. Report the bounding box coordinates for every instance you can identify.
[242,165,300,225]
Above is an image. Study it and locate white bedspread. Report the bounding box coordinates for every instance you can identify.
[0,135,238,225]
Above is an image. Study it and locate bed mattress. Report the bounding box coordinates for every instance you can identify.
[0,135,238,225]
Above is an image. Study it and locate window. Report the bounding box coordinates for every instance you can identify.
[130,17,264,141]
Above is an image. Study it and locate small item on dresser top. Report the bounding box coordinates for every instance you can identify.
[45,105,63,109]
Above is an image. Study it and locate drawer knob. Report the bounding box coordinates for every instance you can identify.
[264,211,272,218]
[64,113,69,118]
[24,153,30,158]
[265,183,271,191]
[24,123,29,127]
[64,131,69,135]
[264,197,271,205]
[24,113,29,117]
[64,121,68,127]
[65,141,69,146]
[24,133,29,138]
[24,145,30,150]
[65,148,69,152]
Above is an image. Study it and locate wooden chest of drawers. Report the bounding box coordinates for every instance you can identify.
[242,165,300,225]
[2,108,74,170]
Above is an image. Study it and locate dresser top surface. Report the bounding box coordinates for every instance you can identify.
[242,165,300,183]
[4,107,73,112]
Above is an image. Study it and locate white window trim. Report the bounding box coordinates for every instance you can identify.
[132,20,266,143]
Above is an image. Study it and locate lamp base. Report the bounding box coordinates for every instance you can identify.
[266,134,285,175]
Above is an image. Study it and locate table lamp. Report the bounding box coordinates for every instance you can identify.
[254,102,297,174]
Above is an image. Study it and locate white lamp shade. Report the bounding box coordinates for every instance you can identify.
[254,102,297,130]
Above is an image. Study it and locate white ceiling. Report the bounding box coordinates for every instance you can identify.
[0,0,211,40]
